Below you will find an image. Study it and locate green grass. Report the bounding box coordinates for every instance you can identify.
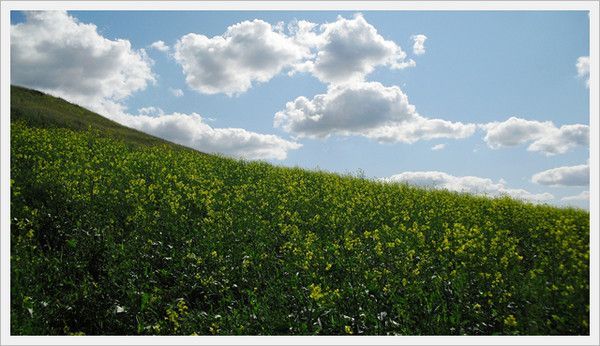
[10,85,189,149]
[10,86,589,335]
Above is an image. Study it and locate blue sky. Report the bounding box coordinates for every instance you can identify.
[10,10,590,208]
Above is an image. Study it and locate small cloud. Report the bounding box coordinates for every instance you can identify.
[174,19,309,96]
[561,191,589,201]
[576,56,589,88]
[480,116,588,156]
[532,163,589,186]
[150,40,170,52]
[431,143,445,151]
[273,20,285,33]
[109,110,302,160]
[137,106,164,116]
[411,34,427,55]
[381,171,554,202]
[296,14,415,84]
[275,81,475,144]
[169,87,184,97]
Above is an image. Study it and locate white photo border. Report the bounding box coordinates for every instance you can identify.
[1,1,598,345]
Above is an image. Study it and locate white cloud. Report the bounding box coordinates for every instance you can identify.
[480,117,588,155]
[11,11,155,112]
[174,14,415,94]
[150,40,170,52]
[411,34,427,55]
[274,81,476,143]
[561,191,589,202]
[382,171,554,202]
[108,111,301,160]
[287,20,322,49]
[532,163,589,186]
[169,87,184,97]
[431,143,445,151]
[296,13,415,84]
[137,106,164,116]
[576,56,589,87]
[173,19,310,96]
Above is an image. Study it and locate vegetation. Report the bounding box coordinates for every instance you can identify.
[11,85,183,148]
[11,86,589,335]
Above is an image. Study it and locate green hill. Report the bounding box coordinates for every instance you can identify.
[11,85,185,148]
[10,85,589,335]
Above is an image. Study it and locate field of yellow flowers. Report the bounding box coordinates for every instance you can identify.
[11,122,589,335]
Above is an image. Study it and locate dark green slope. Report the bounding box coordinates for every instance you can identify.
[10,85,186,149]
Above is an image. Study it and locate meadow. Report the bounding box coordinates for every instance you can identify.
[10,86,589,335]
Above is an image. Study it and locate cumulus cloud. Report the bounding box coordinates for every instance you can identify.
[480,117,589,155]
[561,191,589,202]
[174,14,415,94]
[108,111,301,160]
[532,163,589,186]
[110,105,302,160]
[411,34,427,55]
[431,143,445,151]
[296,14,415,84]
[150,40,170,52]
[382,171,554,202]
[173,19,310,95]
[274,81,475,143]
[169,87,184,97]
[11,11,155,113]
[576,56,589,87]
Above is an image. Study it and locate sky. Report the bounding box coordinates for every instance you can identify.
[10,10,591,209]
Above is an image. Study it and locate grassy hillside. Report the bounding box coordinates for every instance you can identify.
[11,86,589,335]
[10,85,186,148]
